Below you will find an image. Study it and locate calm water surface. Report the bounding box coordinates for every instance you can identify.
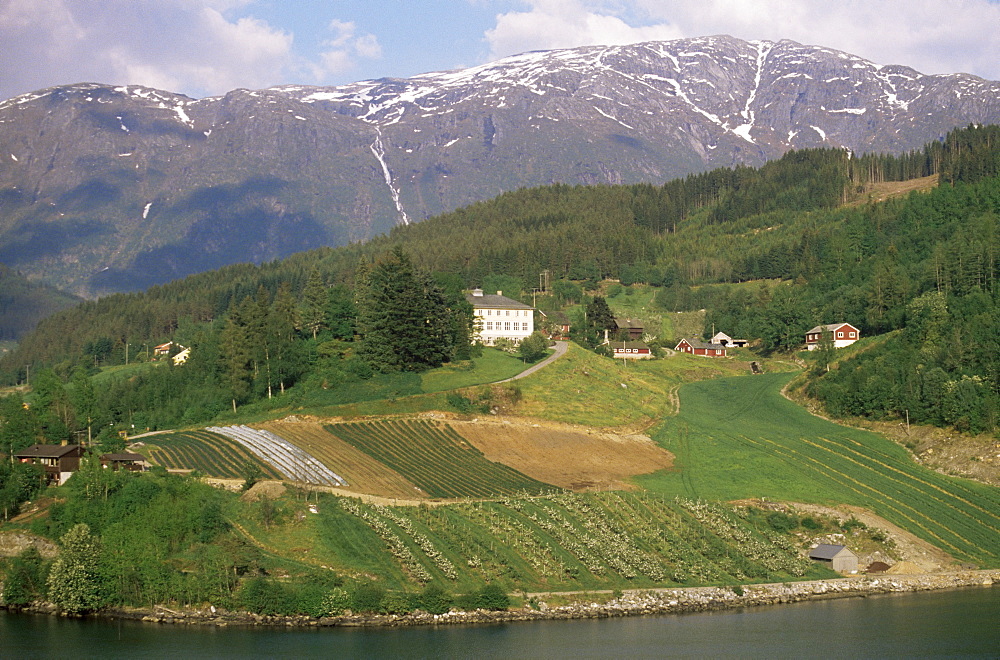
[2,587,998,659]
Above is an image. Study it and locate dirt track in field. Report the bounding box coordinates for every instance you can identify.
[452,417,674,491]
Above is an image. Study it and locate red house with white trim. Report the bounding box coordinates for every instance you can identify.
[674,338,727,357]
[805,323,860,350]
[611,341,652,359]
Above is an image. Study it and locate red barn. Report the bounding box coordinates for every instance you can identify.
[674,338,727,357]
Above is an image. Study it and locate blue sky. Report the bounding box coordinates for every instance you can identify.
[2,0,999,102]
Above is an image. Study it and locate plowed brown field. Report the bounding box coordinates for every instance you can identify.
[453,417,674,491]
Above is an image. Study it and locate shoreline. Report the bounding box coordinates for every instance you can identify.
[7,569,997,629]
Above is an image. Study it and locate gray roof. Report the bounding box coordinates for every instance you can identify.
[466,291,533,310]
[101,452,146,462]
[15,444,82,458]
[612,341,650,351]
[806,323,858,335]
[809,543,856,560]
[676,338,724,351]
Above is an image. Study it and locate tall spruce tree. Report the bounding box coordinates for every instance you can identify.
[357,248,457,372]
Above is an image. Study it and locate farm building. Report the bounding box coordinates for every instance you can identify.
[674,338,727,357]
[809,544,859,572]
[614,317,645,340]
[15,444,84,485]
[172,347,191,365]
[610,341,652,359]
[710,331,748,347]
[466,289,535,346]
[540,310,571,340]
[805,323,860,350]
[100,452,148,472]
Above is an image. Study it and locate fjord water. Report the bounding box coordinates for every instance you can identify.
[2,587,997,659]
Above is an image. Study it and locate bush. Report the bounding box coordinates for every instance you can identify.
[351,583,385,613]
[474,583,510,611]
[416,584,452,614]
[447,393,475,414]
[380,591,412,614]
[293,582,331,618]
[518,332,549,363]
[238,576,293,615]
[766,511,798,533]
[1,547,47,607]
[321,587,352,616]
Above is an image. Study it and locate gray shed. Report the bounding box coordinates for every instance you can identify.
[809,544,859,573]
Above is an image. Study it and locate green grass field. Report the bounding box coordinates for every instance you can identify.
[640,373,1000,567]
[419,348,530,393]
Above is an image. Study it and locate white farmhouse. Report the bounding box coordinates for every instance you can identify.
[466,288,534,346]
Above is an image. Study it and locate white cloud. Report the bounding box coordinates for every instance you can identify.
[485,0,1000,80]
[317,19,383,77]
[0,0,297,100]
[486,0,681,58]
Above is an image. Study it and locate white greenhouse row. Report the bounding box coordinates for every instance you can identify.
[207,425,348,487]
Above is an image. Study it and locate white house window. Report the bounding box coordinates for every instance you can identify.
[837,332,844,338]
[486,322,492,330]
[505,322,511,330]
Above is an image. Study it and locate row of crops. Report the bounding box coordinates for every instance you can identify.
[324,492,818,589]
[139,430,281,479]
[323,419,553,498]
[207,425,348,487]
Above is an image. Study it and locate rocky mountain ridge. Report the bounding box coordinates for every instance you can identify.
[1,35,999,296]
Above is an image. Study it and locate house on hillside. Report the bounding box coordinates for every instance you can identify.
[466,289,535,346]
[614,317,645,340]
[100,452,148,472]
[540,310,571,340]
[710,331,749,348]
[15,444,84,485]
[153,342,174,356]
[610,341,652,359]
[172,347,191,365]
[674,338,727,357]
[805,323,860,350]
[808,544,859,573]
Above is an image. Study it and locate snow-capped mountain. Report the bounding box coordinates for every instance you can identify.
[1,35,998,295]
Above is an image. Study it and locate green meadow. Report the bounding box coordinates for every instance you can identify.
[640,373,1000,567]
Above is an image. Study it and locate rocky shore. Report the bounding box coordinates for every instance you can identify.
[9,570,997,628]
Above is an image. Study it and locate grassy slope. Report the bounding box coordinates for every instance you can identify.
[640,373,1000,567]
[418,348,529,393]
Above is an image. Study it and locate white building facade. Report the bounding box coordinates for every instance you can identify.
[466,289,534,346]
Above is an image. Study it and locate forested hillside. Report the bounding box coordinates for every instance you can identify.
[0,266,80,341]
[2,125,999,437]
